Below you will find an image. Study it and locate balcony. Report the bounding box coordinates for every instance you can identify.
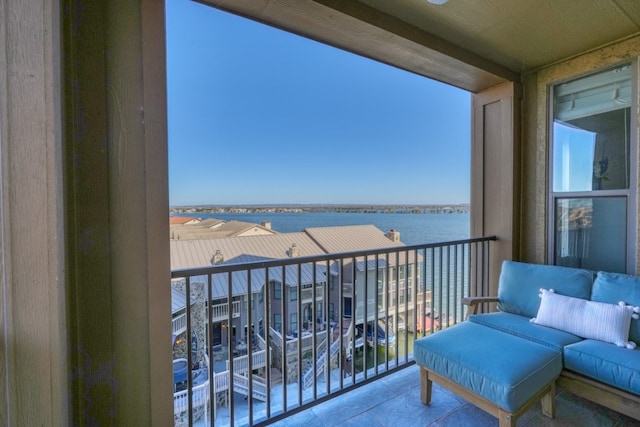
[211,300,241,322]
[170,236,638,427]
[300,286,323,304]
[171,236,499,426]
[275,364,637,426]
[173,312,187,336]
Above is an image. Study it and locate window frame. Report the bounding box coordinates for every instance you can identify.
[547,60,639,274]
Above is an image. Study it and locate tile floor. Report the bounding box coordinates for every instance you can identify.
[274,365,638,427]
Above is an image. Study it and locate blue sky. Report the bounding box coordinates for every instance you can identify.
[166,0,471,206]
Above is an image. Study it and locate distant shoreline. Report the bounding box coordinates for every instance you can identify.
[170,204,470,215]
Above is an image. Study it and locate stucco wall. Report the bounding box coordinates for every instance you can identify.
[520,35,640,272]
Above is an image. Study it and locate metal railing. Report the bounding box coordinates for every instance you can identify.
[171,236,496,426]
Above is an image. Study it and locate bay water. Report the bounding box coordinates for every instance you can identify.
[191,212,469,246]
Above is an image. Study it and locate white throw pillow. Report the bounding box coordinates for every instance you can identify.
[531,288,640,349]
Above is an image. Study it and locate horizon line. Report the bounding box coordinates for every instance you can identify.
[170,203,470,208]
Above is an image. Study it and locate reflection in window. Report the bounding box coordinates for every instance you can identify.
[553,123,596,192]
[555,197,626,272]
[553,64,631,193]
[550,63,634,274]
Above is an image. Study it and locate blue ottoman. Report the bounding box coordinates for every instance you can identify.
[414,322,562,427]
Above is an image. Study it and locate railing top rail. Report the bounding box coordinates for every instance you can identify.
[171,235,497,278]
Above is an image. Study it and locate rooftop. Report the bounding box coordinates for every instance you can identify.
[170,218,277,240]
[170,224,404,270]
[304,225,404,254]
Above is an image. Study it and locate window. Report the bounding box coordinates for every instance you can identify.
[290,313,297,332]
[274,314,282,333]
[290,286,297,301]
[274,282,282,300]
[549,63,636,273]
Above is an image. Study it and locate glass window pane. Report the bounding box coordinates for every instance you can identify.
[554,197,626,273]
[552,122,596,192]
[552,64,631,192]
[274,314,281,333]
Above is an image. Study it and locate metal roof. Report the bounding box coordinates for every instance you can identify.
[170,219,276,240]
[173,255,328,299]
[171,225,408,303]
[170,232,326,270]
[169,216,200,226]
[207,263,328,299]
[197,218,225,228]
[171,286,197,314]
[171,225,405,270]
[304,224,404,254]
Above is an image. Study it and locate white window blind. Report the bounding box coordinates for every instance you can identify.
[554,64,631,121]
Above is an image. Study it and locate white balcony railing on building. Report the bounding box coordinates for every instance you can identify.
[172,236,496,426]
[211,300,241,322]
[173,351,271,421]
[301,286,323,303]
[172,312,187,336]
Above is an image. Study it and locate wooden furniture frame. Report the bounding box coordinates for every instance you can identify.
[558,371,640,420]
[463,296,640,421]
[420,367,555,427]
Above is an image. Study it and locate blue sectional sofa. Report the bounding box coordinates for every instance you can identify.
[413,261,640,426]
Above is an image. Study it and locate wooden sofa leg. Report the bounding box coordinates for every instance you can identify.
[541,382,555,419]
[498,410,516,427]
[420,368,432,404]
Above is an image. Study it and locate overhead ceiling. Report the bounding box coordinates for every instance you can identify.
[200,0,640,92]
[359,0,640,73]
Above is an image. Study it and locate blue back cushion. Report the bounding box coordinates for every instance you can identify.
[592,271,640,344]
[497,261,594,318]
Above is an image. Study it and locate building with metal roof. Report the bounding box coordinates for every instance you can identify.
[170,224,414,348]
[304,224,404,254]
[170,217,277,240]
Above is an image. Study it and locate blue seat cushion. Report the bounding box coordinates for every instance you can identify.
[414,322,563,412]
[564,340,640,395]
[468,312,583,352]
[497,261,594,318]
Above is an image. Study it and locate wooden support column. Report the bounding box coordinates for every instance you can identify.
[62,0,172,425]
[471,82,522,297]
[0,0,66,424]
